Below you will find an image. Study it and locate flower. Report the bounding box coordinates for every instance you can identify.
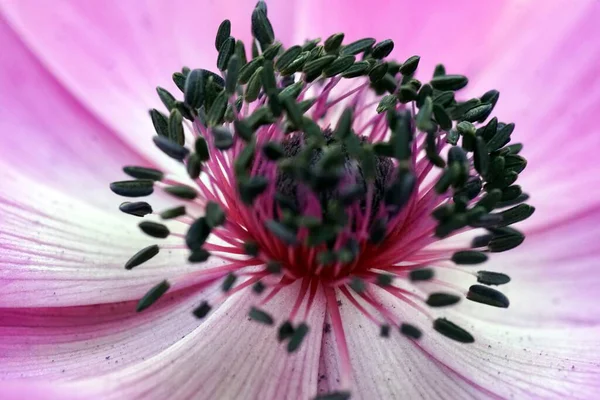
[1,0,600,399]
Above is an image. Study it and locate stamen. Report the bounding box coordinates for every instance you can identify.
[108,3,535,396]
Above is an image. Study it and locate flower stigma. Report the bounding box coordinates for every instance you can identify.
[109,2,534,398]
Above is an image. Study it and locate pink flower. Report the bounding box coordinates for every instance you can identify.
[1,0,600,399]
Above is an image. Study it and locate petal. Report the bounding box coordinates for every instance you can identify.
[318,288,600,399]
[0,381,99,400]
[0,167,227,307]
[1,0,299,172]
[0,284,212,379]
[0,17,148,206]
[74,284,325,400]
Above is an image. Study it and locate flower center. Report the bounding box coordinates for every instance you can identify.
[109,2,535,398]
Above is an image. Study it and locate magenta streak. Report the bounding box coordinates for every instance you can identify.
[382,286,432,319]
[339,286,380,325]
[326,82,369,110]
[324,286,352,389]
[302,278,320,320]
[360,289,400,326]
[289,277,310,321]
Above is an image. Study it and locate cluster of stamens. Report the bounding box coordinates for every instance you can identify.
[109,2,534,398]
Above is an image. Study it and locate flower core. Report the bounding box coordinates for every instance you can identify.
[110,2,534,397]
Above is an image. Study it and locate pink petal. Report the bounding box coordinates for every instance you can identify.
[0,167,226,307]
[0,283,217,379]
[318,288,600,398]
[0,17,147,207]
[0,0,299,173]
[68,285,325,400]
[0,381,99,400]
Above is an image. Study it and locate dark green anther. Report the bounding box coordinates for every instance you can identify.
[496,204,535,227]
[367,217,387,244]
[448,99,480,120]
[215,20,231,51]
[172,72,186,92]
[340,38,375,56]
[207,91,228,126]
[239,56,264,84]
[503,154,527,174]
[349,277,366,294]
[333,108,353,140]
[303,55,336,77]
[221,272,237,292]
[486,123,515,152]
[225,55,240,94]
[266,261,282,274]
[192,139,209,163]
[136,280,170,312]
[193,301,212,319]
[156,86,176,111]
[120,201,153,217]
[168,109,185,145]
[433,318,474,343]
[125,245,160,270]
[212,126,234,150]
[446,129,459,145]
[279,81,304,100]
[242,241,259,257]
[262,141,285,161]
[184,69,205,109]
[245,66,263,102]
[278,321,295,341]
[139,221,170,239]
[281,96,303,128]
[502,143,523,155]
[435,214,467,238]
[474,137,490,177]
[430,74,469,91]
[305,225,338,247]
[248,306,275,325]
[433,91,455,107]
[110,180,154,198]
[384,169,416,213]
[324,33,344,53]
[235,40,247,65]
[205,201,226,228]
[187,154,202,179]
[275,45,303,71]
[262,41,282,60]
[174,101,194,121]
[323,55,355,77]
[481,89,500,107]
[433,64,446,77]
[287,322,309,353]
[238,176,269,205]
[281,51,310,75]
[374,274,394,287]
[379,324,391,338]
[467,284,509,308]
[149,109,169,137]
[164,184,197,200]
[476,189,502,212]
[252,281,265,294]
[400,323,422,340]
[261,60,277,95]
[233,120,253,143]
[416,83,433,108]
[217,37,235,71]
[426,293,461,307]
[341,61,370,78]
[488,234,524,252]
[160,205,186,220]
[369,62,388,82]
[500,185,522,202]
[432,204,454,221]
[452,250,488,265]
[302,38,321,52]
[477,271,511,286]
[371,39,394,59]
[480,117,498,141]
[234,138,256,177]
[397,85,418,103]
[123,166,164,181]
[416,97,434,132]
[376,94,398,114]
[189,248,211,263]
[153,136,189,161]
[472,234,493,248]
[252,6,275,48]
[462,104,493,123]
[409,268,434,282]
[433,104,452,130]
[434,164,459,194]
[399,55,420,75]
